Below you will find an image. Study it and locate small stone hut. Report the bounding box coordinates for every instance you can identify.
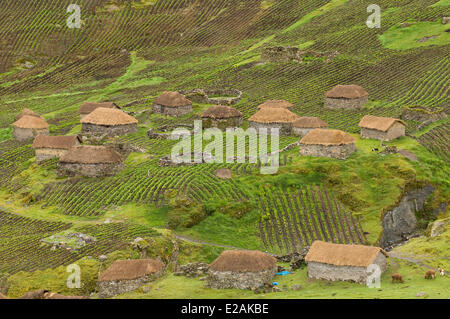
[57,145,124,177]
[305,241,388,284]
[358,115,406,141]
[293,117,328,136]
[153,91,193,117]
[299,129,356,159]
[206,250,277,290]
[257,100,294,110]
[201,105,243,129]
[15,108,43,121]
[324,85,369,109]
[79,102,120,120]
[12,115,49,141]
[32,135,82,162]
[81,107,138,137]
[98,259,165,298]
[248,107,300,135]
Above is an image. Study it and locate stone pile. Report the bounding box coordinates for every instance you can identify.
[174,262,209,278]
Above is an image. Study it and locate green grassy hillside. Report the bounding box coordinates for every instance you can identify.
[0,0,448,299]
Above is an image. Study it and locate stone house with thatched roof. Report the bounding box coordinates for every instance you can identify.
[293,116,328,136]
[305,241,388,284]
[201,105,243,129]
[32,135,81,162]
[257,100,294,110]
[81,107,138,137]
[206,250,277,290]
[299,129,356,159]
[248,107,300,135]
[324,85,369,109]
[358,115,406,141]
[12,115,49,141]
[57,145,124,177]
[15,108,43,121]
[153,91,193,117]
[79,101,120,120]
[98,259,165,298]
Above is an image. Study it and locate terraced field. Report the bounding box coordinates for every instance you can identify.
[0,0,448,282]
[258,186,367,255]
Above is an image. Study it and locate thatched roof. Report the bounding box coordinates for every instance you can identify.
[12,115,49,129]
[18,290,87,299]
[81,107,138,126]
[248,108,300,124]
[257,100,294,110]
[79,102,120,114]
[59,145,123,164]
[300,129,355,145]
[358,115,406,132]
[32,135,81,150]
[18,289,47,299]
[209,250,277,272]
[154,91,192,107]
[325,85,368,99]
[201,105,242,119]
[293,117,328,128]
[0,293,8,299]
[44,292,89,299]
[99,259,165,282]
[305,241,388,267]
[15,108,43,121]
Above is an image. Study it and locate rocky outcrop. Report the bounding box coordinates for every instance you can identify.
[379,185,435,249]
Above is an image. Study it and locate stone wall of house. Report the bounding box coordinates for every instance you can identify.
[57,162,124,177]
[206,268,277,290]
[82,123,137,137]
[99,271,163,298]
[293,127,314,137]
[152,104,192,117]
[360,128,387,141]
[202,117,243,130]
[299,143,356,159]
[14,127,49,141]
[35,148,67,162]
[324,96,368,110]
[248,121,293,135]
[361,123,405,141]
[307,252,386,284]
[386,122,406,141]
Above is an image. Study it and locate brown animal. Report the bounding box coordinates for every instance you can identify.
[425,270,436,279]
[391,273,404,283]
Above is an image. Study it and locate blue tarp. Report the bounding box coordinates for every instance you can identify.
[272,282,279,286]
[276,271,290,276]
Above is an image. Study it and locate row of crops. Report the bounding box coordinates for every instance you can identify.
[0,208,158,275]
[258,186,367,255]
[418,123,450,162]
